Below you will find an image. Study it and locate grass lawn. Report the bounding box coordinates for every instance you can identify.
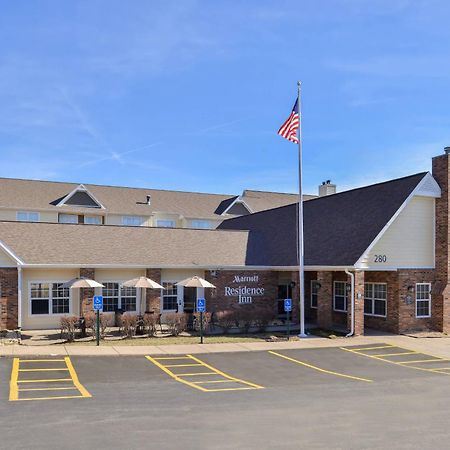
[67,333,300,346]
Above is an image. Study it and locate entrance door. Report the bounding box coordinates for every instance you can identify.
[183,287,196,313]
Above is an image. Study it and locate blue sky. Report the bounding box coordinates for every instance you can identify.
[1,0,450,196]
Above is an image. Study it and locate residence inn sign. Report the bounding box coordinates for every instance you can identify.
[224,275,265,304]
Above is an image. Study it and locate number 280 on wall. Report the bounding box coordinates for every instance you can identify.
[374,254,387,263]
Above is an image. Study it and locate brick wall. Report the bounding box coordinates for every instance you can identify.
[205,270,279,317]
[145,268,162,313]
[432,152,450,333]
[304,271,317,321]
[80,268,95,315]
[317,271,333,329]
[0,268,18,329]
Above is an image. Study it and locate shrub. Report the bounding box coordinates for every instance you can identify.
[235,308,254,333]
[193,312,211,332]
[120,313,138,338]
[253,307,275,332]
[143,313,158,336]
[60,316,79,342]
[216,310,237,333]
[84,311,109,338]
[162,313,187,336]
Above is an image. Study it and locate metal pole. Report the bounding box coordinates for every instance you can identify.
[96,309,100,346]
[297,80,307,338]
[287,310,290,341]
[200,311,204,344]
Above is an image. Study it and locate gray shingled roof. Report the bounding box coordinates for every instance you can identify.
[219,172,428,267]
[0,221,249,267]
[0,178,313,220]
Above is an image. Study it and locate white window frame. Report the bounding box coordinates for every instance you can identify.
[100,281,137,313]
[333,281,348,312]
[121,216,144,226]
[191,220,211,229]
[28,281,71,316]
[17,211,40,222]
[416,283,432,318]
[364,283,387,318]
[311,280,319,309]
[84,215,102,225]
[161,281,179,312]
[157,219,176,228]
[59,213,78,224]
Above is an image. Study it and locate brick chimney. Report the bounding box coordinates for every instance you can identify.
[431,147,450,332]
[318,180,336,197]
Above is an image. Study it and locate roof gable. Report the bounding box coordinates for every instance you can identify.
[219,172,429,267]
[56,184,104,209]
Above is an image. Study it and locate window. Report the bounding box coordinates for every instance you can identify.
[51,283,70,314]
[157,219,175,228]
[311,280,320,309]
[17,211,40,222]
[30,282,70,315]
[333,281,348,312]
[416,283,431,318]
[191,220,211,229]
[101,282,137,312]
[364,283,387,317]
[162,282,178,311]
[84,215,102,225]
[120,286,137,312]
[59,213,78,224]
[122,216,144,226]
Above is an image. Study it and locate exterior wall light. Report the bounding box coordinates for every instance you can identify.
[407,285,414,293]
[290,281,296,288]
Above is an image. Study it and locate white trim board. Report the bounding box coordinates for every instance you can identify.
[56,184,105,209]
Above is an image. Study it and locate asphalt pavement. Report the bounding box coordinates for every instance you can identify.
[2,344,450,449]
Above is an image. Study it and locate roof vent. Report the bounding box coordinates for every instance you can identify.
[146,195,151,205]
[445,146,450,155]
[319,180,336,197]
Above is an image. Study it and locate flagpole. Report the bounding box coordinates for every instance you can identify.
[297,80,307,338]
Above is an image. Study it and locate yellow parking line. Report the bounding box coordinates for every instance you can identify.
[206,387,259,392]
[10,357,91,401]
[65,357,91,398]
[164,364,203,368]
[375,352,418,357]
[17,378,73,383]
[192,380,235,384]
[19,387,79,392]
[9,358,19,401]
[269,351,373,382]
[146,354,264,392]
[19,359,66,363]
[350,345,394,351]
[153,356,192,360]
[177,372,216,376]
[15,395,86,402]
[399,359,445,364]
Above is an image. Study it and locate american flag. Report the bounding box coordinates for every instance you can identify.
[277,98,299,144]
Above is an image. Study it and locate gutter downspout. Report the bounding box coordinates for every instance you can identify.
[17,265,23,330]
[345,269,354,337]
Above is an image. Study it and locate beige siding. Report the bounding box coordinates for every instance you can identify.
[22,268,79,330]
[0,209,57,222]
[0,247,16,267]
[105,214,152,226]
[359,196,435,269]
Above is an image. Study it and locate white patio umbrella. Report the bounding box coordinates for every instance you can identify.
[61,277,105,318]
[176,276,216,312]
[121,276,164,314]
[176,276,216,289]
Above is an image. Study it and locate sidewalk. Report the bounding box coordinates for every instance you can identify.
[2,333,450,358]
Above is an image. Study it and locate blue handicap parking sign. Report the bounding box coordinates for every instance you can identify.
[93,295,103,311]
[196,298,206,313]
[284,298,292,312]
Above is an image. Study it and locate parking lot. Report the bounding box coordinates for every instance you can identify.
[2,343,450,449]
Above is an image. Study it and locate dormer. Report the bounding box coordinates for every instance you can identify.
[55,184,104,209]
[221,197,252,216]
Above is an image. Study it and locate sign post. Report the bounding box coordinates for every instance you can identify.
[284,298,292,341]
[196,298,206,344]
[93,295,103,346]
